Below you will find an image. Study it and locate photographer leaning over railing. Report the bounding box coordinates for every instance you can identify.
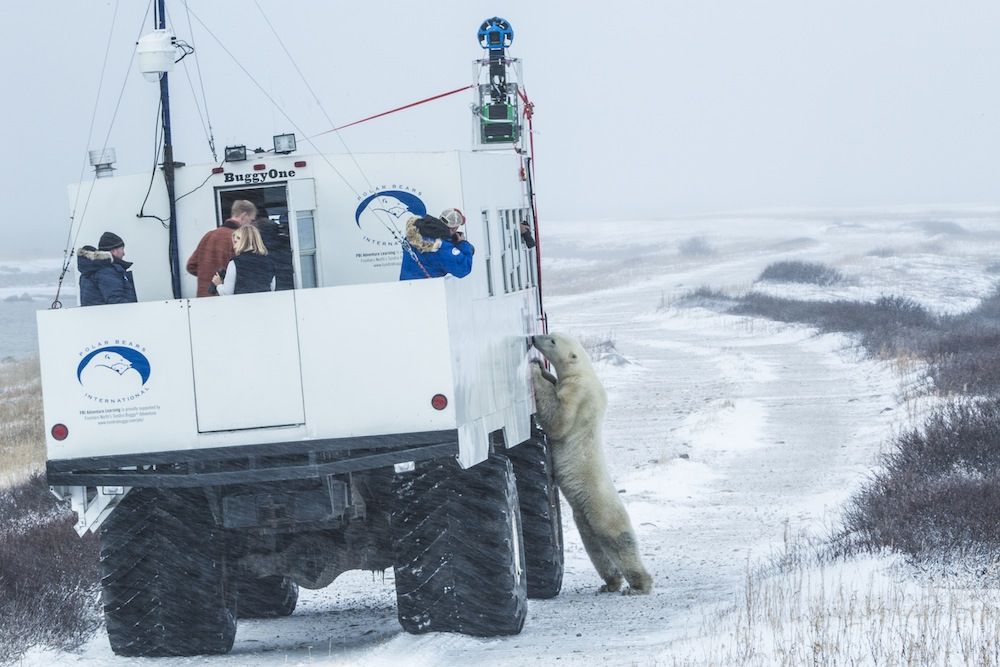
[399,208,475,280]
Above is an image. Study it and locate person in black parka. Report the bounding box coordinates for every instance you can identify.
[77,232,137,306]
[254,216,295,291]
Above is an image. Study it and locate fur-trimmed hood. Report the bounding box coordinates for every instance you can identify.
[77,246,113,275]
[405,217,443,253]
[77,246,132,274]
[399,216,475,281]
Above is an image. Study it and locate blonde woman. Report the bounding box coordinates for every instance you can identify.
[212,224,276,295]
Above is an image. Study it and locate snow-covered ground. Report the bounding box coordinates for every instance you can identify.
[20,208,1000,665]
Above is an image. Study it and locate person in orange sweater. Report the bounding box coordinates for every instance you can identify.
[186,200,256,297]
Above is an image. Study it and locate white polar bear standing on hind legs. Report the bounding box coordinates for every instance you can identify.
[530,332,653,595]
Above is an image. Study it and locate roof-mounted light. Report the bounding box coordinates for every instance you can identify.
[224,145,247,162]
[273,133,297,154]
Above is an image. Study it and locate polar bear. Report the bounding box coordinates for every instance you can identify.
[79,350,143,400]
[530,333,653,595]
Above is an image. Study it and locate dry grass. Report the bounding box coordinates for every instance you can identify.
[0,357,45,489]
[664,536,1000,666]
[577,332,632,366]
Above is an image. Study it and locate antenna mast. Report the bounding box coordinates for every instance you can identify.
[155,0,181,298]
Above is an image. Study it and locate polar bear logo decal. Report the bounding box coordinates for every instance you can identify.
[354,190,427,247]
[77,346,151,401]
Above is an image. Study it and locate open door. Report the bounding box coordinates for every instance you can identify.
[217,184,295,290]
[287,178,319,289]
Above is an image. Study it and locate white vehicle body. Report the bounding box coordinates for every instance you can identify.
[40,150,544,533]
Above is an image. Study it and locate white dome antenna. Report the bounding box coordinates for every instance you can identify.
[136,29,176,82]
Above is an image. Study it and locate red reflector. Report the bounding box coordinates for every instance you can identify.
[51,424,69,441]
[211,167,224,174]
[294,160,307,168]
[431,394,448,410]
[253,163,266,171]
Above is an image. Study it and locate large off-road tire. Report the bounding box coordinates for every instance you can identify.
[390,454,527,636]
[236,575,298,618]
[100,488,237,656]
[506,430,564,599]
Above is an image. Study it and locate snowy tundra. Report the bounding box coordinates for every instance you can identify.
[20,208,1000,665]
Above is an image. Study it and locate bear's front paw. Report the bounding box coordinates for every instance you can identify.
[530,361,557,386]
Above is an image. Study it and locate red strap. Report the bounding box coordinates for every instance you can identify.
[312,85,475,137]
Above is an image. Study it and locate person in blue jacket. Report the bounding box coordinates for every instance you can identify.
[77,232,138,306]
[399,208,475,281]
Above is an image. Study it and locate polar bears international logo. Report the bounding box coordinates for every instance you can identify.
[354,188,427,247]
[77,345,152,403]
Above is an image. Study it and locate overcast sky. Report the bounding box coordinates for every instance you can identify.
[2,1,1000,259]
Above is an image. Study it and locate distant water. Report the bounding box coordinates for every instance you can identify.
[0,258,69,360]
[0,299,51,360]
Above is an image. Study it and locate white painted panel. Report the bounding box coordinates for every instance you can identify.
[443,278,537,466]
[296,280,455,438]
[288,177,316,210]
[188,291,305,432]
[38,300,198,459]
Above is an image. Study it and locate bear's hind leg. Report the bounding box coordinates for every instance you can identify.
[585,499,654,596]
[573,508,623,593]
[612,530,653,595]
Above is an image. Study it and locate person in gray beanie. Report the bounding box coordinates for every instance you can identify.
[77,231,137,306]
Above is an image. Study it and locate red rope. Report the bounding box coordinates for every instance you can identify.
[311,85,475,137]
[304,82,546,327]
[517,88,546,331]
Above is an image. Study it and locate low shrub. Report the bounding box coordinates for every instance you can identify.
[663,286,733,312]
[0,475,100,663]
[578,333,617,357]
[758,260,844,286]
[733,293,934,353]
[866,247,896,258]
[730,289,1000,396]
[708,285,1000,560]
[927,289,1000,394]
[579,333,631,365]
[678,236,715,257]
[843,398,1000,557]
